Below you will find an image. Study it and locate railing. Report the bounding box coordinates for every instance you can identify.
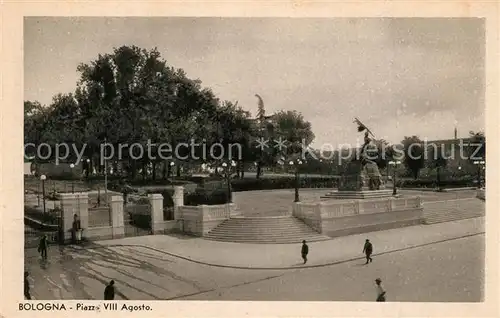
[88,206,112,227]
[125,204,151,215]
[203,204,231,221]
[321,201,357,218]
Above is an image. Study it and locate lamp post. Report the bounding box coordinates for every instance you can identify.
[473,160,485,188]
[70,163,75,193]
[170,161,175,189]
[289,159,303,202]
[40,174,47,213]
[86,158,91,179]
[222,160,237,203]
[388,160,401,196]
[37,180,41,207]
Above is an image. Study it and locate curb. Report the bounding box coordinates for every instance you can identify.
[83,231,484,271]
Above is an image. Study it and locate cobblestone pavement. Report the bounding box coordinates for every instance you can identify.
[25,234,484,301]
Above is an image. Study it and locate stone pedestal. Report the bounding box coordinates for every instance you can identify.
[323,159,391,200]
[110,195,125,238]
[149,193,164,234]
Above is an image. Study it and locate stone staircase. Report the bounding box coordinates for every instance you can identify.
[204,216,330,244]
[423,198,485,225]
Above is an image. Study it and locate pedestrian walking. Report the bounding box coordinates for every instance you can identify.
[375,278,386,302]
[24,271,31,300]
[301,240,309,264]
[363,239,373,264]
[38,235,48,260]
[104,280,115,300]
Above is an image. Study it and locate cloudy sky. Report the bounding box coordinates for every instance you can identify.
[24,17,485,148]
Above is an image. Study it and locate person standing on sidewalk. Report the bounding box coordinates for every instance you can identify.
[24,271,31,300]
[72,214,82,244]
[363,239,373,264]
[104,280,115,300]
[375,278,386,302]
[38,235,48,260]
[301,240,309,264]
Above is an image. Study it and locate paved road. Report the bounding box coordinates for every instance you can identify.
[25,234,483,301]
[181,234,485,302]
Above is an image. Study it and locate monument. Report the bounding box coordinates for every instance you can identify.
[322,118,393,199]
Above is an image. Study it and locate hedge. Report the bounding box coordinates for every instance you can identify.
[184,188,230,206]
[396,177,477,188]
[230,176,340,192]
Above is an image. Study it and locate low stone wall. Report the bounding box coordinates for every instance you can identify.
[292,203,322,233]
[477,188,485,201]
[177,204,235,236]
[321,208,423,237]
[293,196,423,237]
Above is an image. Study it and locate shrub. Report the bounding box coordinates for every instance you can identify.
[127,213,151,229]
[184,188,229,206]
[230,176,339,192]
[396,177,476,188]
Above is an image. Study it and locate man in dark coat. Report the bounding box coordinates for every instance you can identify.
[301,240,309,264]
[363,239,373,264]
[38,235,48,260]
[104,280,115,300]
[375,278,386,302]
[24,271,31,300]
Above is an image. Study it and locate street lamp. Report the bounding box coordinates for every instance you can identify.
[170,161,175,189]
[70,163,75,193]
[473,160,486,188]
[286,158,303,202]
[222,160,237,203]
[40,174,47,213]
[85,158,91,178]
[388,160,401,196]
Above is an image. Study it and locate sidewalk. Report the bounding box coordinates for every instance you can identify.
[95,217,485,269]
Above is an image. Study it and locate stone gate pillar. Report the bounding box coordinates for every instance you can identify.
[149,193,164,234]
[173,186,184,219]
[110,195,125,238]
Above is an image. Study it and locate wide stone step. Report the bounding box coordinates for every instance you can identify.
[208,230,318,236]
[205,216,328,244]
[204,235,329,244]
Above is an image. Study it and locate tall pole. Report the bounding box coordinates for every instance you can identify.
[104,138,108,206]
[294,166,300,202]
[392,166,397,196]
[42,179,46,214]
[227,166,233,203]
[37,181,40,206]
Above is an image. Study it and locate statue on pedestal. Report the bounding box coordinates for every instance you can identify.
[338,118,384,191]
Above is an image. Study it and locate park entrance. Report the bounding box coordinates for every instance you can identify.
[124,203,152,237]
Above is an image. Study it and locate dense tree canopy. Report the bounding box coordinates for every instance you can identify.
[24,45,315,179]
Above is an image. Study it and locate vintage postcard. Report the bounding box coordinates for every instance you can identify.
[1,1,499,317]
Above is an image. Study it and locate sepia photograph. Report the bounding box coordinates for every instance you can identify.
[21,16,486,304]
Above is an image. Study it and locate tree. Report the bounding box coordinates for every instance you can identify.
[467,130,485,162]
[427,146,448,190]
[401,136,425,179]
